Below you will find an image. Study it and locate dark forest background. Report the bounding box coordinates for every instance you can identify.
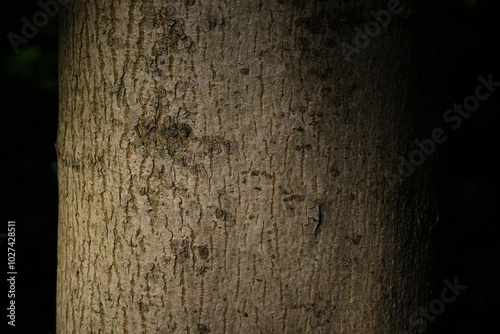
[1,0,499,333]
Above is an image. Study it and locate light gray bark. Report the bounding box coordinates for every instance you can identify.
[57,0,445,333]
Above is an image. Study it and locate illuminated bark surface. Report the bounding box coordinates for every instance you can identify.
[56,0,446,332]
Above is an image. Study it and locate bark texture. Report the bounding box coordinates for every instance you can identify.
[57,0,446,333]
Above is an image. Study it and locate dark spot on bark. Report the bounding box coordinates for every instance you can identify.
[260,171,273,179]
[293,126,305,132]
[185,0,196,6]
[170,239,190,263]
[251,170,260,176]
[329,167,340,177]
[254,186,262,191]
[199,135,234,155]
[159,118,193,156]
[222,140,235,153]
[197,266,208,275]
[208,19,218,30]
[197,324,211,333]
[295,144,312,151]
[199,246,209,259]
[215,208,225,219]
[215,208,236,226]
[240,68,249,75]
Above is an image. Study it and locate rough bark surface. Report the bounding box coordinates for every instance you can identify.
[57,0,446,333]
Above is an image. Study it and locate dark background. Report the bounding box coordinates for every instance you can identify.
[1,1,498,333]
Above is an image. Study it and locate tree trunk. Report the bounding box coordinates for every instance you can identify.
[56,0,446,333]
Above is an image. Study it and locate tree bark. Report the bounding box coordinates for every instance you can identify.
[56,0,446,333]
